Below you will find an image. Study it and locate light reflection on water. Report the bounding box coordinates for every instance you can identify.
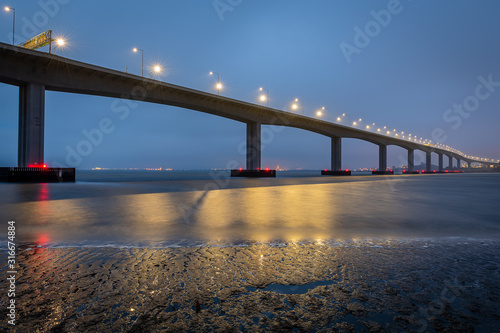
[1,172,499,246]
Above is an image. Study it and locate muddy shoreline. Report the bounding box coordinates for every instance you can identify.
[1,240,499,332]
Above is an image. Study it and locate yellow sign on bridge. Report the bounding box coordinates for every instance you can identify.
[18,30,54,52]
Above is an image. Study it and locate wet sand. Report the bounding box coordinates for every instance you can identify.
[1,240,499,332]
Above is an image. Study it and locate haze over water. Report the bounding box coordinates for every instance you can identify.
[2,171,499,247]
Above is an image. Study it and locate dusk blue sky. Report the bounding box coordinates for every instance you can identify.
[1,0,500,170]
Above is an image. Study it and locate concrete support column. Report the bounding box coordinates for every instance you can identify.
[456,158,461,169]
[448,155,453,169]
[467,161,471,169]
[438,154,444,171]
[425,152,432,173]
[246,122,261,170]
[331,136,342,171]
[18,83,45,167]
[408,149,414,172]
[379,144,387,171]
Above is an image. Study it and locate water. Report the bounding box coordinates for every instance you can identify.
[1,170,499,247]
[1,171,500,332]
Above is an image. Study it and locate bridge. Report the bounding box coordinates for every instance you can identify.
[0,42,498,176]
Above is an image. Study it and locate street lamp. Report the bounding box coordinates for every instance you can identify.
[209,71,222,95]
[291,98,300,113]
[49,37,65,54]
[132,48,144,77]
[4,6,15,45]
[259,87,269,106]
[316,106,329,121]
[150,64,162,78]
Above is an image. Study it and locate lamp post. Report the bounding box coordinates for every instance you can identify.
[209,71,221,95]
[259,87,269,107]
[4,6,14,45]
[132,48,144,77]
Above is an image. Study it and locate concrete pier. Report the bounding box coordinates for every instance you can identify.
[379,144,387,172]
[438,154,443,172]
[246,122,261,170]
[0,167,75,182]
[18,83,45,167]
[408,149,414,173]
[426,152,432,173]
[331,136,341,171]
[232,121,275,177]
[322,137,349,176]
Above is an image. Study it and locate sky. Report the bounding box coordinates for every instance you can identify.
[1,0,500,170]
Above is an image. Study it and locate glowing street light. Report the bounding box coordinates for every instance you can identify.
[290,98,301,113]
[209,71,222,95]
[259,87,269,106]
[132,48,144,77]
[49,37,66,54]
[150,64,162,78]
[316,106,328,120]
[4,6,15,45]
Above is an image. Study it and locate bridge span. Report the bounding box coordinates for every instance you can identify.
[0,42,498,174]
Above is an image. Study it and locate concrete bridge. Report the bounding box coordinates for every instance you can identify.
[0,42,498,174]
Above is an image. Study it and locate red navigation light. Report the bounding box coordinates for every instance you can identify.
[265,167,269,171]
[36,233,50,246]
[256,168,261,171]
[346,169,349,172]
[239,167,243,171]
[433,170,436,173]
[390,170,393,172]
[42,164,47,168]
[324,169,327,172]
